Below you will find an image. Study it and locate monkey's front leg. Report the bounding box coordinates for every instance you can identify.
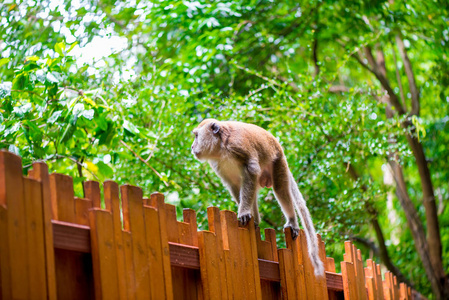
[238,162,259,226]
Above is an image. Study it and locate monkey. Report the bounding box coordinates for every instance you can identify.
[191,119,324,277]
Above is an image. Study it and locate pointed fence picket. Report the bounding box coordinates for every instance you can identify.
[0,150,427,300]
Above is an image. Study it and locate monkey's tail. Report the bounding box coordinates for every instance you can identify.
[289,172,325,277]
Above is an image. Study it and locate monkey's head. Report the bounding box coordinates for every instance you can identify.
[191,119,222,161]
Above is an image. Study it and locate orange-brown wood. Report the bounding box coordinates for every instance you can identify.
[376,264,384,300]
[278,249,297,300]
[206,207,229,300]
[366,276,376,300]
[383,279,393,300]
[239,226,260,299]
[245,218,263,300]
[220,210,245,299]
[299,229,329,300]
[0,151,429,300]
[183,208,198,247]
[399,283,408,300]
[49,173,76,223]
[149,192,174,299]
[326,257,336,273]
[122,231,136,300]
[0,205,12,300]
[393,275,400,300]
[74,197,93,226]
[171,267,201,300]
[317,234,330,300]
[29,162,58,299]
[54,249,94,300]
[178,221,193,245]
[84,181,102,209]
[0,151,30,299]
[89,209,120,299]
[144,206,174,300]
[264,228,278,262]
[198,231,224,300]
[341,261,357,300]
[355,249,367,300]
[120,185,151,299]
[23,178,47,300]
[343,242,367,300]
[104,181,127,300]
[284,227,306,300]
[165,203,179,243]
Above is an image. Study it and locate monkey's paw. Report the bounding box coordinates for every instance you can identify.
[286,225,300,240]
[238,213,252,226]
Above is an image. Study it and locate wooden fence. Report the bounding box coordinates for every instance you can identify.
[0,150,426,299]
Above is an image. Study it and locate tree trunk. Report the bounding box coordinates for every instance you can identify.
[355,45,448,299]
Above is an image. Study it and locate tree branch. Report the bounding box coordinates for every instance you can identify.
[120,140,169,187]
[395,34,420,116]
[346,163,412,285]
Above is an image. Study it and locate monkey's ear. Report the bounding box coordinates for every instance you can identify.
[211,122,220,134]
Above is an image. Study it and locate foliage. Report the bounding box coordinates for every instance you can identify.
[1,0,448,297]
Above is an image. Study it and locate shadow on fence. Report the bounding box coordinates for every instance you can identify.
[0,150,425,299]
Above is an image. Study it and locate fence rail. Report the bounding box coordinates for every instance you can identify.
[0,150,425,299]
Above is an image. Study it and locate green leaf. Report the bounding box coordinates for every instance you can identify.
[96,161,114,178]
[55,41,66,56]
[81,109,94,120]
[48,110,63,124]
[59,114,78,144]
[123,119,140,135]
[66,42,78,53]
[25,56,39,62]
[0,57,10,67]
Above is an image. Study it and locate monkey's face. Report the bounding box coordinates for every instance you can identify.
[191,120,221,161]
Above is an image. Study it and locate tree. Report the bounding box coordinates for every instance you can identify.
[1,0,448,297]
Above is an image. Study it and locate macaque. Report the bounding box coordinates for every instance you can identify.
[191,119,324,276]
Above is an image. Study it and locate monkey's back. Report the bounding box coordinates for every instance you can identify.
[219,121,283,164]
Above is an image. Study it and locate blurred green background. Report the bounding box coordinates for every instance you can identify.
[1,0,448,297]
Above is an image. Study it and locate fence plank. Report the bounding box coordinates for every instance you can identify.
[326,257,336,273]
[54,249,94,299]
[50,173,76,223]
[121,185,151,299]
[0,151,29,299]
[221,210,245,299]
[355,249,367,300]
[23,178,47,300]
[284,227,306,300]
[104,181,127,300]
[245,217,263,300]
[122,231,136,300]
[29,162,58,299]
[144,206,174,300]
[183,208,199,247]
[264,228,278,262]
[89,209,120,300]
[278,249,297,300]
[75,197,93,226]
[84,181,102,209]
[149,192,174,299]
[165,203,179,243]
[0,206,12,300]
[341,261,357,300]
[299,229,329,300]
[198,231,225,300]
[207,207,229,300]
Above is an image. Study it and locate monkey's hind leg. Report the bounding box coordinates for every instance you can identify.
[238,160,259,226]
[251,199,261,226]
[272,157,300,239]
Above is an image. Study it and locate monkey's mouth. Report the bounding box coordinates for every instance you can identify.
[192,150,201,159]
